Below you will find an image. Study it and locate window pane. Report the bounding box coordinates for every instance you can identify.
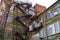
[43,27,47,37]
[57,8,60,14]
[56,4,60,7]
[47,11,51,20]
[54,11,58,15]
[58,21,60,32]
[54,21,60,33]
[47,23,55,36]
[39,29,44,37]
[40,15,44,23]
[49,12,55,18]
[43,13,47,23]
[47,13,49,20]
[56,4,60,14]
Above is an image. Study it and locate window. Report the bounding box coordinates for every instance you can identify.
[57,8,60,14]
[39,27,47,38]
[56,4,60,14]
[54,11,58,15]
[40,15,44,23]
[39,29,44,37]
[52,8,60,16]
[58,20,60,31]
[46,7,60,20]
[47,23,55,36]
[43,27,47,37]
[47,10,51,20]
[54,21,59,33]
[56,4,60,8]
[43,13,47,23]
[55,21,60,33]
[47,13,50,20]
[49,12,55,18]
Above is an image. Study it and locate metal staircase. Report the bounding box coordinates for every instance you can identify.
[0,0,43,40]
[14,2,43,40]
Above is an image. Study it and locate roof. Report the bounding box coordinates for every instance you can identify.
[39,0,59,16]
[34,4,46,16]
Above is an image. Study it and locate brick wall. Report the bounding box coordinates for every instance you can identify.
[34,4,46,16]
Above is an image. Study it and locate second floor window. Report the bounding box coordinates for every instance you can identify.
[49,12,55,18]
[57,8,60,14]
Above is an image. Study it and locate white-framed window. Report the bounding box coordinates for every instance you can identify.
[57,8,60,14]
[55,21,60,33]
[52,7,59,15]
[47,23,55,36]
[39,27,47,38]
[47,8,60,20]
[49,12,54,19]
[47,10,51,20]
[43,27,47,37]
[56,4,60,14]
[40,15,44,23]
[56,4,60,8]
[43,13,47,23]
[39,29,44,37]
[58,20,60,31]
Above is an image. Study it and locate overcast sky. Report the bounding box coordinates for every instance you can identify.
[0,0,57,8]
[29,0,57,8]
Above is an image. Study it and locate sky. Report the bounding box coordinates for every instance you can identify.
[29,0,57,8]
[0,0,58,8]
[14,0,57,8]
